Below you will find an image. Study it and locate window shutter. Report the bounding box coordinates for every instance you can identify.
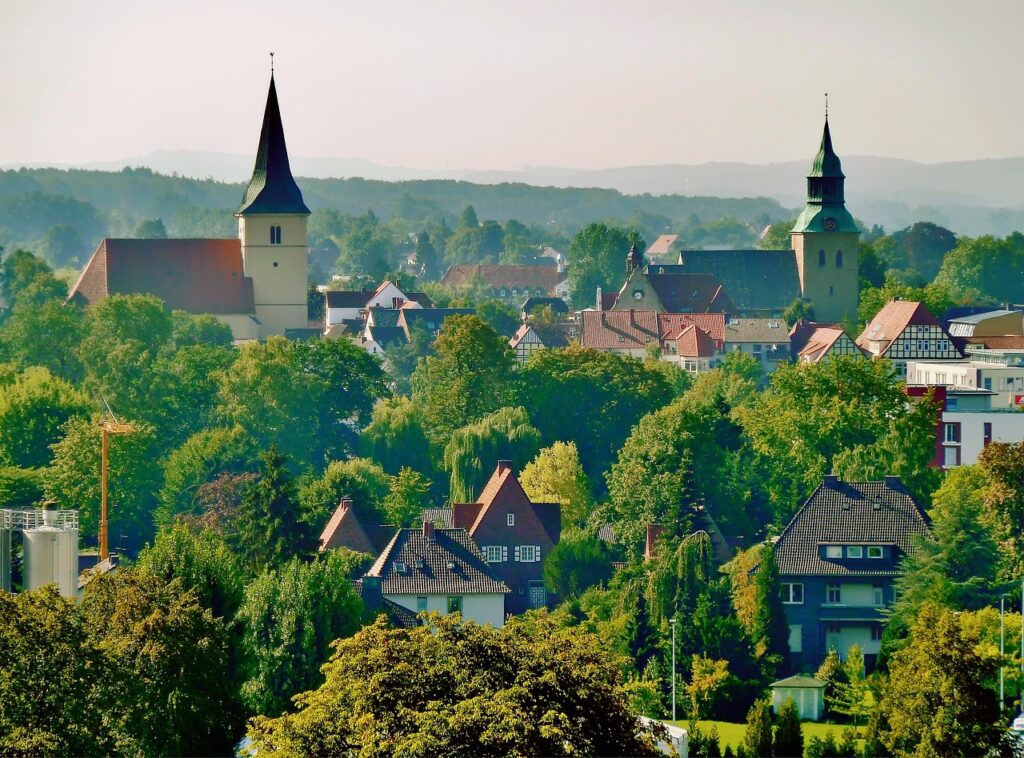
[514,546,521,562]
[535,545,541,562]
[502,546,508,562]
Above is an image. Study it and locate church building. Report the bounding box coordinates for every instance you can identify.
[69,73,310,341]
[610,120,860,325]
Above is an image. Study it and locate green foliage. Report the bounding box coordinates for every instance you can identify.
[412,314,517,447]
[857,278,954,332]
[0,465,44,508]
[875,603,1008,757]
[79,569,243,756]
[336,218,392,279]
[360,395,433,475]
[247,613,658,756]
[828,644,871,728]
[520,441,593,527]
[236,448,314,569]
[298,456,391,530]
[686,655,731,721]
[218,336,389,469]
[741,698,773,758]
[170,310,234,347]
[782,297,814,328]
[567,222,640,308]
[443,406,542,502]
[136,523,247,619]
[977,441,1024,579]
[0,366,91,468]
[0,249,68,307]
[475,298,521,336]
[132,217,168,238]
[751,545,790,676]
[814,648,849,719]
[0,300,86,381]
[44,416,161,550]
[383,466,433,526]
[543,528,614,598]
[237,553,364,718]
[773,697,803,758]
[519,345,672,486]
[757,218,796,250]
[935,232,1024,303]
[0,586,114,756]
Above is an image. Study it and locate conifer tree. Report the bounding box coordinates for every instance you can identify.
[741,698,773,758]
[236,447,312,569]
[752,545,790,677]
[773,697,803,758]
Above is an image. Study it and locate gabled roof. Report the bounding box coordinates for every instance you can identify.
[646,234,680,258]
[644,271,735,314]
[580,310,726,351]
[675,324,718,358]
[319,500,395,555]
[325,289,433,310]
[658,313,726,343]
[366,527,509,595]
[440,264,561,293]
[774,476,930,577]
[452,463,561,544]
[69,238,255,314]
[798,327,866,363]
[668,252,801,312]
[789,319,839,356]
[237,75,310,216]
[397,308,475,335]
[366,326,408,348]
[521,296,569,315]
[771,675,826,689]
[856,299,947,355]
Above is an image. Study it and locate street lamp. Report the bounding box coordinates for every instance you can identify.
[1001,595,1006,713]
[670,616,677,722]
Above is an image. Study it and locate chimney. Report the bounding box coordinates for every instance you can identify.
[341,495,353,512]
[822,474,838,487]
[423,520,435,541]
[644,524,666,562]
[497,459,513,475]
[883,475,901,490]
[596,286,603,312]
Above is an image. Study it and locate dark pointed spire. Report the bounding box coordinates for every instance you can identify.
[791,117,857,234]
[626,241,644,273]
[809,119,844,179]
[237,73,310,216]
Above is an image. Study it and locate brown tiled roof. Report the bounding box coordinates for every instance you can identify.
[69,239,255,314]
[774,477,930,577]
[789,320,839,356]
[319,500,395,555]
[580,310,728,351]
[646,234,680,258]
[422,508,453,528]
[440,264,561,293]
[462,465,560,543]
[366,528,509,595]
[675,324,718,358]
[658,313,726,343]
[799,327,866,363]
[856,299,943,355]
[967,336,1024,350]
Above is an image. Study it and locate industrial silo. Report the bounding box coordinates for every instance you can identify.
[23,508,78,598]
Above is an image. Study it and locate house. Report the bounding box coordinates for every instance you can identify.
[324,280,433,329]
[509,324,545,363]
[69,73,312,340]
[612,257,735,315]
[933,386,1024,468]
[361,521,509,627]
[774,475,930,672]
[426,461,561,615]
[794,325,866,364]
[397,307,476,338]
[440,264,563,301]
[520,296,569,320]
[724,318,791,373]
[319,497,395,556]
[856,299,963,378]
[578,310,725,367]
[908,346,1024,409]
[947,309,1023,339]
[645,234,683,262]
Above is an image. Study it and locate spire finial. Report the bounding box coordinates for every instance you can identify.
[270,52,275,76]
[824,91,829,120]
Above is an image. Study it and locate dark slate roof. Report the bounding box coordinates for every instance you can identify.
[284,328,322,340]
[366,528,509,595]
[521,296,569,315]
[774,477,931,577]
[326,290,374,308]
[69,238,255,314]
[366,326,407,348]
[381,597,421,628]
[645,271,735,314]
[398,308,475,334]
[367,308,402,328]
[237,75,310,216]
[810,119,844,179]
[667,252,801,312]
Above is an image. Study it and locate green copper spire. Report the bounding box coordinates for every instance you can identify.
[792,119,857,234]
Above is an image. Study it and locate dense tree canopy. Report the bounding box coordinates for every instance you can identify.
[566,223,640,308]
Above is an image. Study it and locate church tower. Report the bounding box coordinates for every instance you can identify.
[236,72,310,338]
[790,119,859,324]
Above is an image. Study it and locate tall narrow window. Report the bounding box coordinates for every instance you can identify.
[270,225,282,244]
[835,250,843,267]
[818,249,826,267]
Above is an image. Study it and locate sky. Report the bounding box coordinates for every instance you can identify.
[2,0,1022,171]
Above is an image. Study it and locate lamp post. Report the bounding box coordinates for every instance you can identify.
[670,616,677,723]
[1001,595,1006,713]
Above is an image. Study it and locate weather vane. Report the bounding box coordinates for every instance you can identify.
[270,52,274,75]
[825,92,829,119]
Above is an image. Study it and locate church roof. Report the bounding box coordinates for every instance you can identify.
[237,75,310,216]
[69,238,255,315]
[667,252,801,313]
[810,119,844,178]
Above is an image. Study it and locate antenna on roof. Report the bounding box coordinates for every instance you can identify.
[270,51,275,76]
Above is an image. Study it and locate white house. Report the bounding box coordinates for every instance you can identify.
[938,387,1024,468]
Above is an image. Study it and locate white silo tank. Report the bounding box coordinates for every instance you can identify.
[23,509,78,598]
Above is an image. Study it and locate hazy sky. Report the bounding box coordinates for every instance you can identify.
[3,0,1022,171]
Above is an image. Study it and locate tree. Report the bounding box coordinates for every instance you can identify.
[44,416,161,551]
[361,396,434,476]
[890,221,957,282]
[751,545,789,677]
[132,218,168,238]
[411,314,517,447]
[476,298,520,337]
[814,647,849,719]
[0,299,86,381]
[0,249,67,307]
[782,297,814,328]
[413,230,441,279]
[336,222,392,279]
[757,218,797,250]
[237,553,364,718]
[0,587,114,756]
[566,223,638,308]
[0,366,91,468]
[135,522,247,620]
[80,569,242,756]
[773,697,803,757]
[247,613,659,756]
[876,603,1008,757]
[459,204,480,229]
[829,644,870,729]
[686,655,730,720]
[977,441,1024,579]
[298,457,391,531]
[543,529,614,598]
[741,698,774,758]
[39,223,85,267]
[935,232,1024,303]
[520,441,593,527]
[170,310,234,347]
[443,406,542,502]
[235,447,314,569]
[383,467,433,527]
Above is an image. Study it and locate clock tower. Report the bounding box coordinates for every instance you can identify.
[790,119,859,324]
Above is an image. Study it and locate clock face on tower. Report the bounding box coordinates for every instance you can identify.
[823,217,837,231]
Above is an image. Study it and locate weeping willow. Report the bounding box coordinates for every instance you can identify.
[442,406,542,502]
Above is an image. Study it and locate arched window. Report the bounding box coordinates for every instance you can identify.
[836,250,843,267]
[829,285,834,296]
[818,249,826,267]
[270,225,282,245]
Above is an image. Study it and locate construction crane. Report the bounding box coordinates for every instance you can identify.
[98,398,134,562]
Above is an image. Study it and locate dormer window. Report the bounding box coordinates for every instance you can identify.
[847,546,863,558]
[270,225,282,245]
[825,545,842,558]
[393,561,407,574]
[867,546,884,559]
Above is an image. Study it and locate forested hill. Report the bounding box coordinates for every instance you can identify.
[0,166,790,269]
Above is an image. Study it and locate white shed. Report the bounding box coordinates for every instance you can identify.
[770,675,826,721]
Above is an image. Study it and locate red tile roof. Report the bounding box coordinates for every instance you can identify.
[579,310,726,351]
[657,313,726,343]
[789,319,839,356]
[646,234,680,258]
[440,264,561,293]
[799,327,852,362]
[69,239,255,314]
[675,324,718,358]
[856,299,942,355]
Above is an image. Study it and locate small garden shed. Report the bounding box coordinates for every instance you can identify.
[770,675,826,721]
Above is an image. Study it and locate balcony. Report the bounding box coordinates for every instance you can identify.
[818,604,884,622]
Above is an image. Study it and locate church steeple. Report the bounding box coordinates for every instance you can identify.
[791,119,856,234]
[237,74,310,216]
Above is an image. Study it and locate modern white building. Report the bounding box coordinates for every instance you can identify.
[938,387,1024,468]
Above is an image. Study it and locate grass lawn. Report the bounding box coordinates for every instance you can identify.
[664,720,861,752]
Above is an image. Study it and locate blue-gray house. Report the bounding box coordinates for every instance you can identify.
[774,475,930,672]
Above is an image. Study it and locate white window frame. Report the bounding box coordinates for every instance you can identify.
[517,544,540,563]
[506,513,515,527]
[827,583,842,604]
[867,546,883,559]
[781,583,804,604]
[483,545,505,563]
[847,546,863,558]
[825,545,843,559]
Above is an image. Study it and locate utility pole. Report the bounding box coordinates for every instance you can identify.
[1001,595,1006,713]
[98,399,134,562]
[670,616,677,722]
